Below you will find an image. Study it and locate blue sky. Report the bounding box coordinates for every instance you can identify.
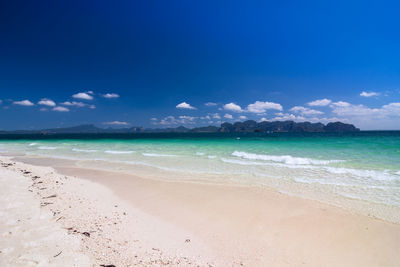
[0,0,399,130]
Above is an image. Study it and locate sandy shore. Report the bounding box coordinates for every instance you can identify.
[0,156,213,266]
[2,155,400,266]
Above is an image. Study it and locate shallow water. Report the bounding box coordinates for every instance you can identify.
[1,132,400,222]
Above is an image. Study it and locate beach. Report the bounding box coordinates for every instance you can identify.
[3,0,400,265]
[1,153,400,266]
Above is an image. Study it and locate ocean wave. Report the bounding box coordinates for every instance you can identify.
[232,151,342,165]
[208,155,217,159]
[221,158,264,165]
[324,167,400,182]
[142,153,177,157]
[224,153,399,182]
[222,157,317,169]
[28,143,37,146]
[72,148,98,153]
[396,171,400,175]
[104,150,134,154]
[38,146,58,150]
[196,152,205,156]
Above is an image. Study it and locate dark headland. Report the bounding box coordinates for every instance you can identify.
[0,121,359,134]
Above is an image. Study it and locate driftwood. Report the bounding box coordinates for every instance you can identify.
[53,251,62,258]
[42,194,57,199]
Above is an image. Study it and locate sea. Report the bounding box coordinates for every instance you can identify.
[1,131,399,222]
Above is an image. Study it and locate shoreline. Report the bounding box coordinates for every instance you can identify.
[14,154,400,224]
[1,155,400,266]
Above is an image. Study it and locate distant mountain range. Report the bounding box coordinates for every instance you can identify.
[0,120,359,134]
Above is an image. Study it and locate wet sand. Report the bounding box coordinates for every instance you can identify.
[2,155,400,266]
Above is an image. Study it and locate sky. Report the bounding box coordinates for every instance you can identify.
[0,0,400,130]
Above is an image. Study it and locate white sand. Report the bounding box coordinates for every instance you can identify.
[0,162,91,266]
[0,156,214,266]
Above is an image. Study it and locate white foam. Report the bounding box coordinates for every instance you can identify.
[232,151,342,165]
[324,167,400,182]
[396,171,400,175]
[38,146,57,150]
[104,150,134,154]
[221,158,264,165]
[196,152,205,156]
[28,143,37,146]
[142,153,177,157]
[208,155,217,159]
[72,148,98,153]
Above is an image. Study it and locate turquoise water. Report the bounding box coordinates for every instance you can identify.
[1,132,400,221]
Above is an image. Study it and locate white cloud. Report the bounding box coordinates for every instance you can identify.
[329,101,400,129]
[259,114,344,124]
[211,113,221,119]
[157,115,198,125]
[159,116,177,125]
[331,102,400,117]
[53,106,69,112]
[308,98,331,106]
[269,113,303,121]
[246,101,283,113]
[239,115,247,120]
[40,107,48,111]
[103,93,120,99]
[331,101,351,107]
[360,91,379,97]
[13,100,34,106]
[89,105,96,109]
[150,118,158,121]
[382,102,400,113]
[38,98,56,107]
[290,106,323,115]
[103,121,129,125]
[222,101,283,114]
[176,102,196,110]
[72,92,93,100]
[179,115,197,123]
[332,104,378,116]
[205,102,217,106]
[224,114,233,119]
[61,101,86,107]
[200,115,211,120]
[223,103,243,112]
